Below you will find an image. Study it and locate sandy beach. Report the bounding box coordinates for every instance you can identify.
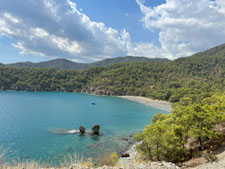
[118,96,172,112]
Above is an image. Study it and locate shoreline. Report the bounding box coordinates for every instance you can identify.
[117,96,172,164]
[118,142,138,165]
[117,96,172,112]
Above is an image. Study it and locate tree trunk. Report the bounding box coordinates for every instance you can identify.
[144,142,152,160]
[156,141,160,161]
[198,136,203,150]
[147,146,152,160]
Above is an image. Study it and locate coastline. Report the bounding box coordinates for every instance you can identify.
[117,96,172,165]
[117,96,172,112]
[118,143,138,165]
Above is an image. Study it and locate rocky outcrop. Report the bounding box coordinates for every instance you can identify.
[91,124,100,135]
[79,126,86,134]
[73,125,101,135]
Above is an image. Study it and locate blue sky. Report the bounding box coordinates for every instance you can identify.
[74,0,164,43]
[0,0,225,63]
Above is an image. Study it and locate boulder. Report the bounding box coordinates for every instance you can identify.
[121,153,130,158]
[79,126,86,134]
[91,124,100,135]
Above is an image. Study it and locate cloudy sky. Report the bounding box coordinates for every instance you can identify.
[0,0,225,63]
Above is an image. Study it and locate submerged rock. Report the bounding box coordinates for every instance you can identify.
[79,126,86,134]
[121,137,129,141]
[91,124,100,135]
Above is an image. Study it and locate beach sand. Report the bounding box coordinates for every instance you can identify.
[117,96,172,112]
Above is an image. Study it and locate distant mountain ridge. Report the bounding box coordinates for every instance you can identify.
[6,56,170,70]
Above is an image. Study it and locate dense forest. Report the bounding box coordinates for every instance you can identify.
[135,93,225,162]
[1,43,225,163]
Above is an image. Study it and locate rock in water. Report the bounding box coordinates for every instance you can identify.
[91,124,100,135]
[121,137,129,141]
[79,126,86,134]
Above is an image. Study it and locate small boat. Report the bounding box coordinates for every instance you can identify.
[91,102,96,105]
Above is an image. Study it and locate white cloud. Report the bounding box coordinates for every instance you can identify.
[12,42,45,56]
[0,0,224,62]
[136,0,225,59]
[0,0,129,62]
[121,29,168,58]
[3,13,20,24]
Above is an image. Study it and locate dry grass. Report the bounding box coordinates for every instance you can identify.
[98,152,118,167]
[1,161,42,169]
[59,153,84,168]
[0,148,89,169]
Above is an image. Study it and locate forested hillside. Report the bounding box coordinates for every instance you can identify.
[132,44,225,163]
[0,44,225,104]
[6,56,169,70]
[7,59,87,70]
[135,93,225,163]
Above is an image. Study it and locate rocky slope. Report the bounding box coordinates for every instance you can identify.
[185,149,225,169]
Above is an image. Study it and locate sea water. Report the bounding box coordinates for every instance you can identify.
[0,91,168,165]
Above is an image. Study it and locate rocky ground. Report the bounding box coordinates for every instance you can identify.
[116,143,180,169]
[117,142,225,169]
[184,149,225,169]
[0,162,180,169]
[70,162,180,169]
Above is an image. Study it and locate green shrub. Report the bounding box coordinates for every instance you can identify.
[99,152,119,166]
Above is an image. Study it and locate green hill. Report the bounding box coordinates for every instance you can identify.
[88,56,169,67]
[0,43,225,103]
[172,43,225,77]
[83,43,225,100]
[6,59,87,70]
[6,56,169,70]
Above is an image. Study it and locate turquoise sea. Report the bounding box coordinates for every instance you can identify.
[0,91,168,165]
